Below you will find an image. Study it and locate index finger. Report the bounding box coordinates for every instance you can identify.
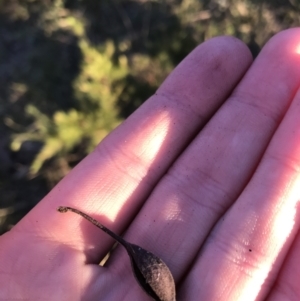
[13,36,252,262]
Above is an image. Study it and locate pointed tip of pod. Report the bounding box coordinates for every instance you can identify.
[128,244,176,301]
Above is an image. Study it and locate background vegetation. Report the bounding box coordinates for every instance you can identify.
[1,0,300,234]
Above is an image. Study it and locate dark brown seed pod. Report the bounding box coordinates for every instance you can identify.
[57,206,176,301]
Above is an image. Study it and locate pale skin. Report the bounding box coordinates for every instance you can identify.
[1,28,300,301]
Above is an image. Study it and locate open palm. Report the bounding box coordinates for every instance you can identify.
[1,28,300,301]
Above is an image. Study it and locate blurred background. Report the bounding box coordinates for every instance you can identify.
[0,0,299,234]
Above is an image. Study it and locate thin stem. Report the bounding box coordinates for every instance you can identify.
[57,206,127,247]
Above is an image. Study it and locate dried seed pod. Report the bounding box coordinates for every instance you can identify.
[57,206,176,301]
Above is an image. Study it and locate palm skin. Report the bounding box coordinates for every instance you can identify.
[1,28,300,301]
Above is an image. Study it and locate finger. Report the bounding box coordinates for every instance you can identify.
[179,44,300,301]
[266,228,300,301]
[12,36,252,261]
[105,28,300,300]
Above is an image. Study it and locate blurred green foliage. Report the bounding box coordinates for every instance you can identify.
[0,0,300,233]
[11,39,129,174]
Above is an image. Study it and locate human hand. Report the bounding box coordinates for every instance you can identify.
[1,28,300,301]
